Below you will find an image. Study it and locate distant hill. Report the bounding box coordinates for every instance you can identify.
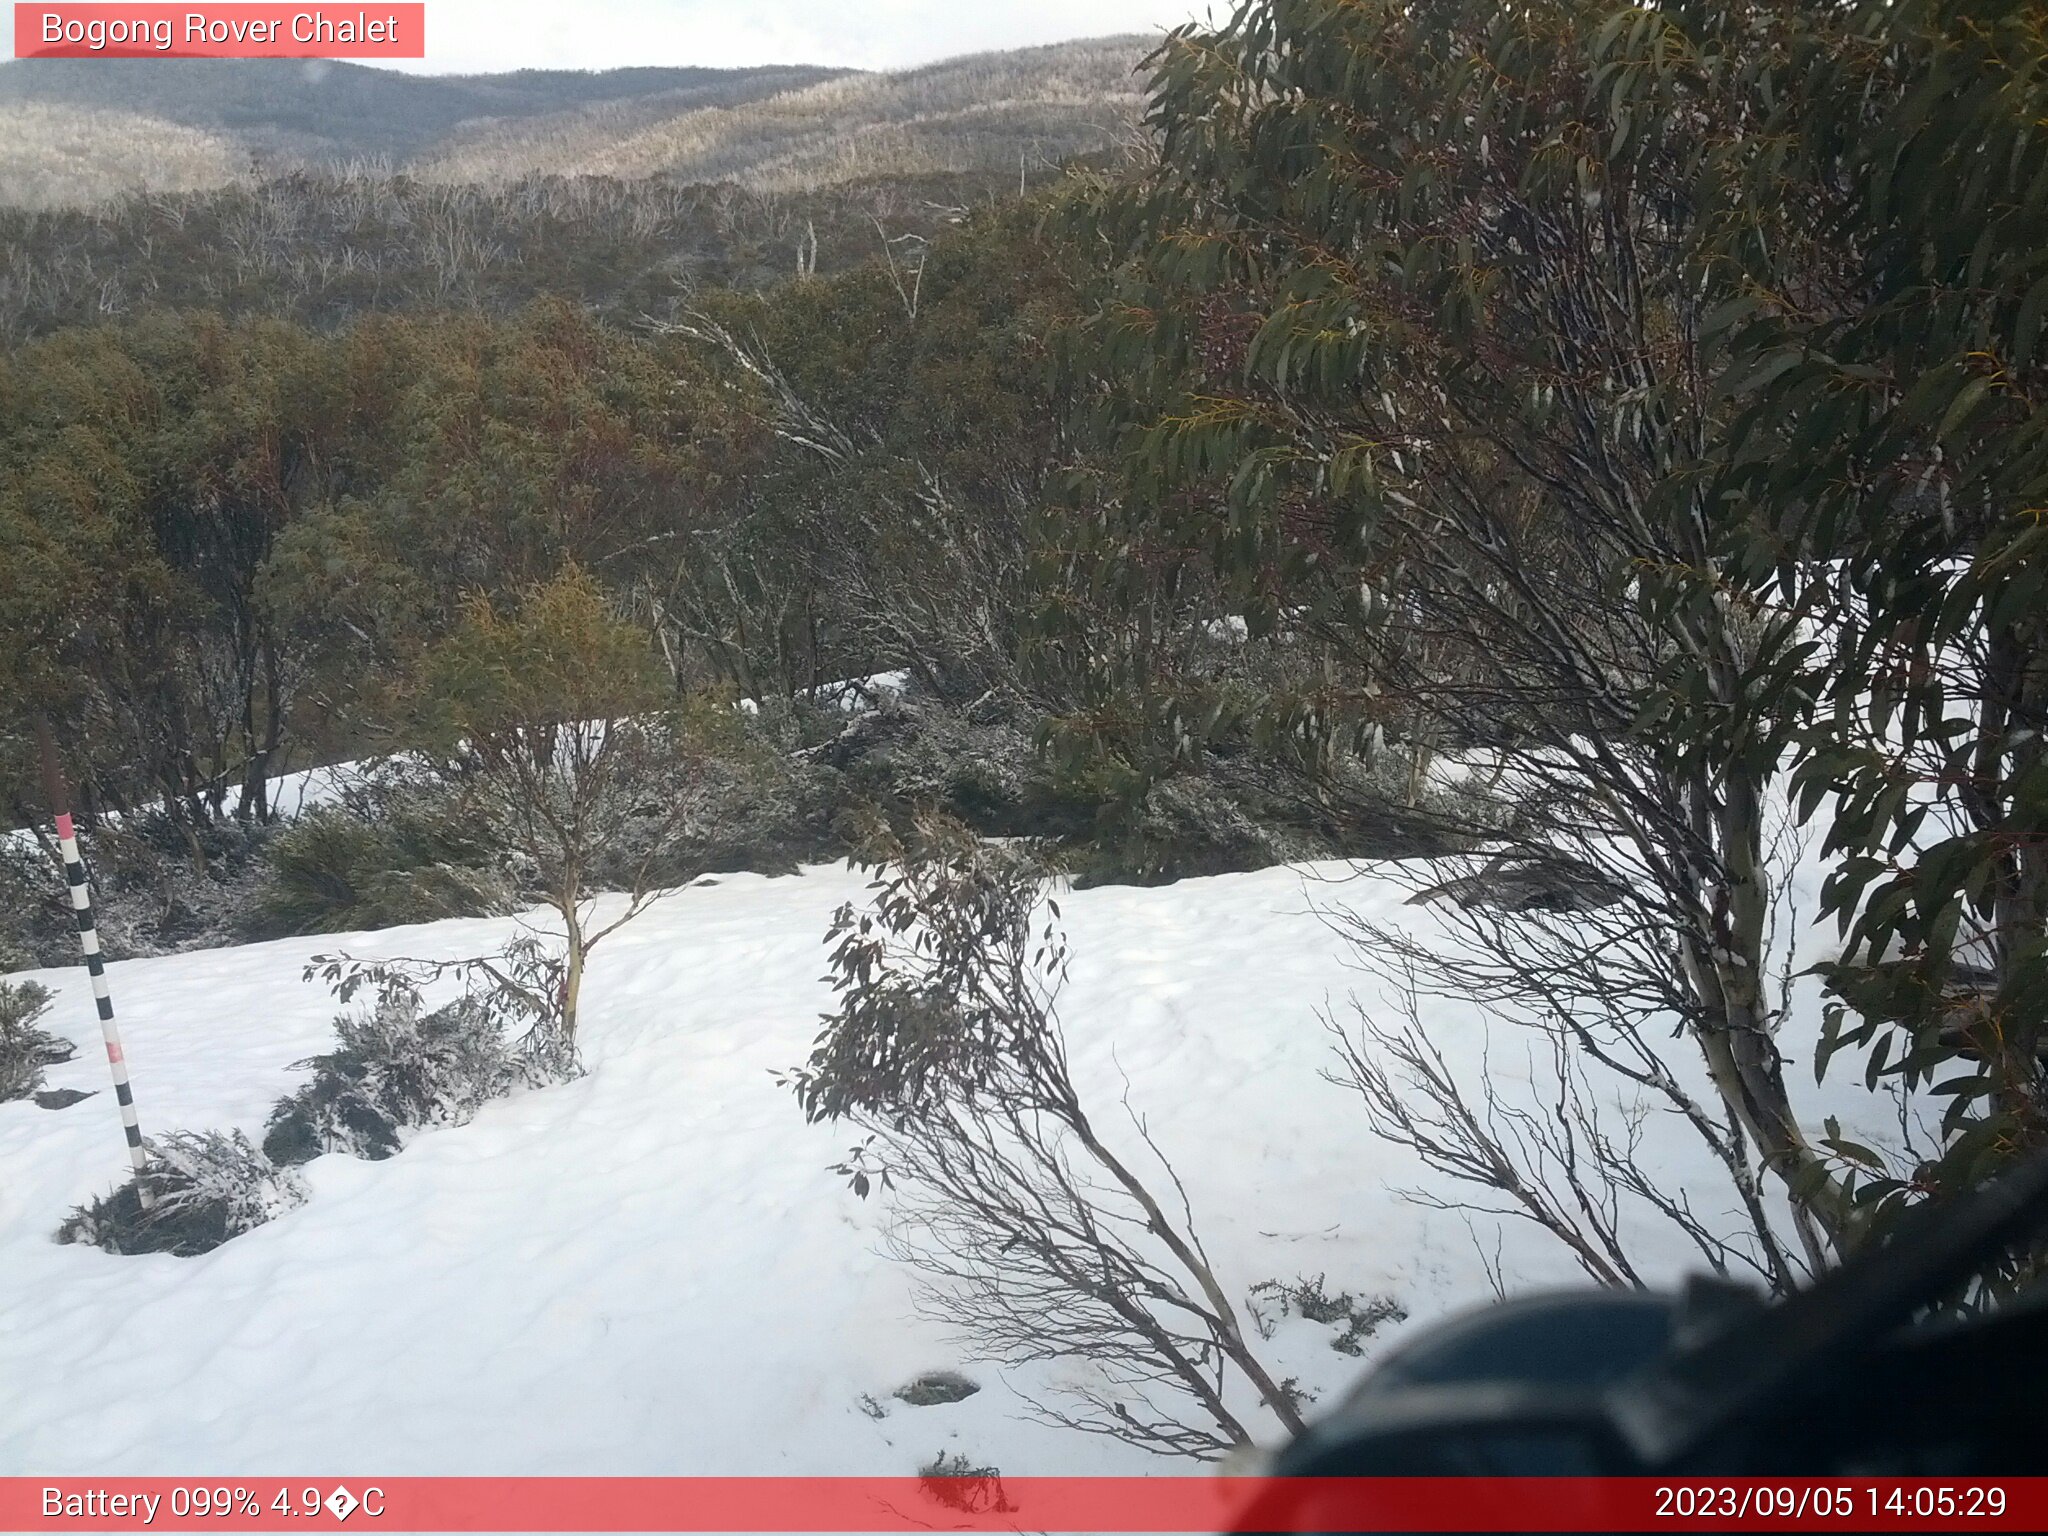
[0,41,1147,209]
[0,58,849,164]
[416,38,1150,190]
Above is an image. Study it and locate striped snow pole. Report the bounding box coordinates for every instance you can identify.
[35,716,151,1203]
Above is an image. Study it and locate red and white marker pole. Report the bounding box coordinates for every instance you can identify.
[34,715,151,1204]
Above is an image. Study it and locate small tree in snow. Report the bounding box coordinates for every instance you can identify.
[395,565,729,1047]
[787,816,1304,1458]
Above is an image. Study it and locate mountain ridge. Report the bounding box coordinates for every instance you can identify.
[0,56,853,165]
[0,39,1148,208]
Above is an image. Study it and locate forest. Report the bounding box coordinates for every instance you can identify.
[2,0,2045,1465]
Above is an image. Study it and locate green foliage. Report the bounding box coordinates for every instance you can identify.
[0,309,407,829]
[263,303,749,736]
[2,188,1300,905]
[247,804,511,939]
[379,565,737,1044]
[0,302,743,836]
[406,565,666,751]
[1052,0,2047,1276]
[1059,0,1762,737]
[1069,2,1795,861]
[668,196,1105,703]
[1683,1,2048,1249]
[790,815,1063,1129]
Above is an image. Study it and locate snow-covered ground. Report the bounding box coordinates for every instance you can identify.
[0,856,1871,1476]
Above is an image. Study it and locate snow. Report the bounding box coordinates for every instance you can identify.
[736,670,910,717]
[259,763,360,821]
[0,855,1879,1477]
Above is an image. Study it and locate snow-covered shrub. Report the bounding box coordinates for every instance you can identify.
[590,734,839,891]
[3,813,285,965]
[804,690,1073,838]
[1247,1275,1408,1357]
[0,979,71,1102]
[56,1130,307,1257]
[263,985,535,1166]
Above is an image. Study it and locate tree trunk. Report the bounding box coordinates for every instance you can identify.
[1684,606,1852,1266]
[1071,1112,1309,1437]
[560,898,586,1046]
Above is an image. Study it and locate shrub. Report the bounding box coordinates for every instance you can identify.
[56,1130,306,1257]
[1247,1275,1408,1357]
[788,816,1306,1457]
[0,814,281,964]
[0,842,70,970]
[916,1452,1013,1514]
[0,979,70,1102]
[262,983,549,1166]
[247,802,513,939]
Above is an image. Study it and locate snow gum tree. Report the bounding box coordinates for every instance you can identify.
[1702,0,2048,1278]
[1060,0,2047,1286]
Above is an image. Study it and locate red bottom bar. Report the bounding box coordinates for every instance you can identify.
[3,1477,2042,1532]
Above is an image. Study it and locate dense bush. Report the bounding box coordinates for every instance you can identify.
[2,182,1449,945]
[1063,0,2047,1287]
[247,801,513,940]
[1,813,292,967]
[798,690,1086,841]
[0,844,62,971]
[262,986,550,1166]
[56,1130,307,1257]
[0,979,70,1101]
[589,739,845,892]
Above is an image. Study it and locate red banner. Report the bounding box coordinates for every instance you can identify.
[1,1477,2042,1532]
[13,5,426,59]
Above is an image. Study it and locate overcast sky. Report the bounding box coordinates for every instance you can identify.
[7,2,1217,73]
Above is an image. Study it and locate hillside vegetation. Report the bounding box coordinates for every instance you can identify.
[0,101,247,210]
[0,169,1041,342]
